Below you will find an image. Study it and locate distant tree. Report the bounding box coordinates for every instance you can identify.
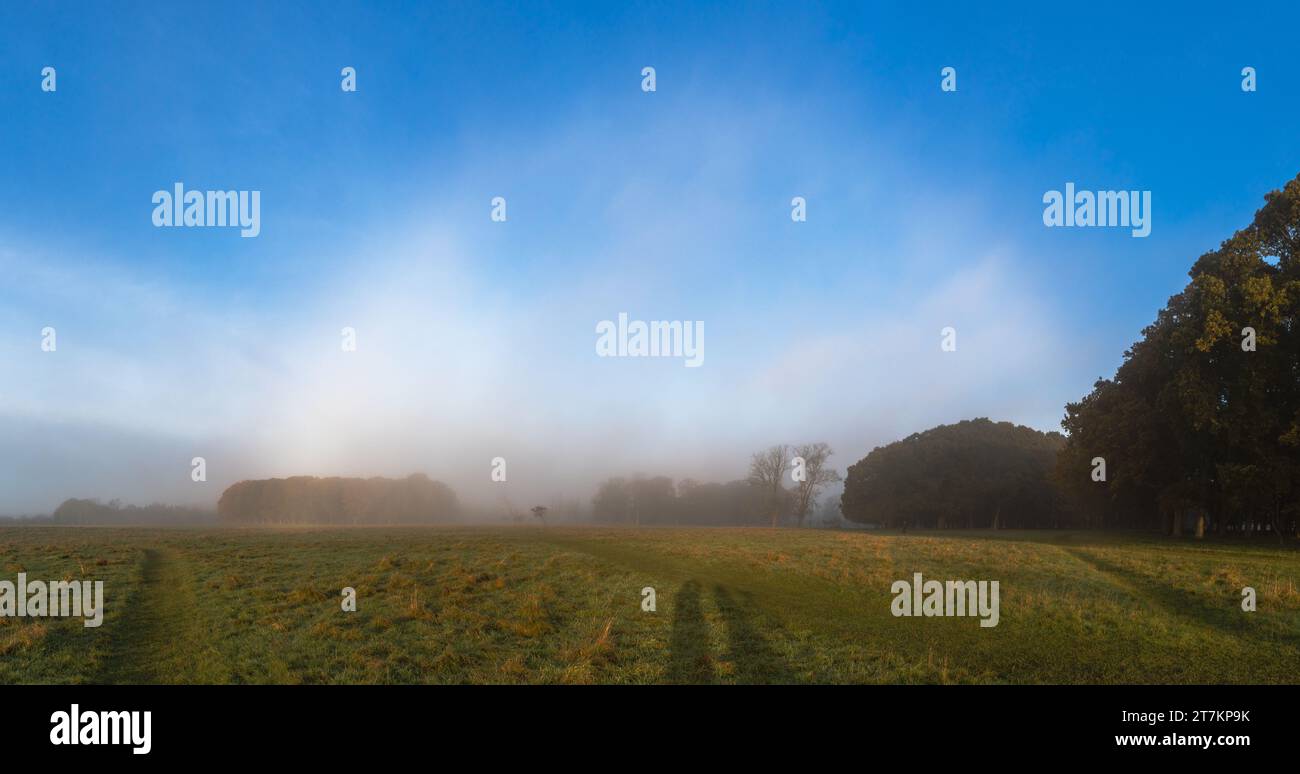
[589,475,771,526]
[217,475,459,525]
[592,477,632,523]
[791,442,843,527]
[51,498,213,525]
[674,479,770,526]
[748,444,791,528]
[630,476,675,525]
[530,505,548,525]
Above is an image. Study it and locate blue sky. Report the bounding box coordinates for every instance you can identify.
[1,1,1298,512]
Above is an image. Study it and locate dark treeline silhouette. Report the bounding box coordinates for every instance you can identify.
[7,498,217,525]
[1056,174,1300,538]
[841,419,1063,529]
[592,476,777,526]
[217,474,459,525]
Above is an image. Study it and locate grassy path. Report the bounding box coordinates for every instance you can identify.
[97,548,230,684]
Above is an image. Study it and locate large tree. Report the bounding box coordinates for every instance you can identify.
[1058,173,1300,538]
[840,419,1064,529]
[748,444,791,528]
[791,442,842,527]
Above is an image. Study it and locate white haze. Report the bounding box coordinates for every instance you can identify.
[0,98,1093,517]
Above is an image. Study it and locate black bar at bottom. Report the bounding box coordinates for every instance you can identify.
[0,684,1285,762]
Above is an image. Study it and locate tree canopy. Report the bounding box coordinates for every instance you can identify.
[47,499,213,525]
[1057,173,1300,536]
[591,475,773,526]
[217,474,459,525]
[840,419,1064,529]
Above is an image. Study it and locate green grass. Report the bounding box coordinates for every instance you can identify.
[1,526,1297,684]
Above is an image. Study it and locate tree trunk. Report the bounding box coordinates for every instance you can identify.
[1272,499,1287,545]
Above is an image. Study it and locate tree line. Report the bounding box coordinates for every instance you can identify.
[839,174,1300,539]
[1054,173,1300,537]
[592,476,770,526]
[591,442,844,526]
[6,499,217,525]
[217,474,460,525]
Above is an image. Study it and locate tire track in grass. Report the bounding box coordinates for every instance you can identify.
[532,531,917,682]
[97,548,230,684]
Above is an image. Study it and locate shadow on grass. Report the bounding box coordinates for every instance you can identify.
[712,585,797,684]
[1065,547,1297,647]
[666,580,800,684]
[666,580,715,684]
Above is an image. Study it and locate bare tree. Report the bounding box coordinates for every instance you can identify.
[791,442,842,527]
[748,444,790,528]
[530,505,548,525]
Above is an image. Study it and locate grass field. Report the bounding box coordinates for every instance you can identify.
[1,526,1297,684]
